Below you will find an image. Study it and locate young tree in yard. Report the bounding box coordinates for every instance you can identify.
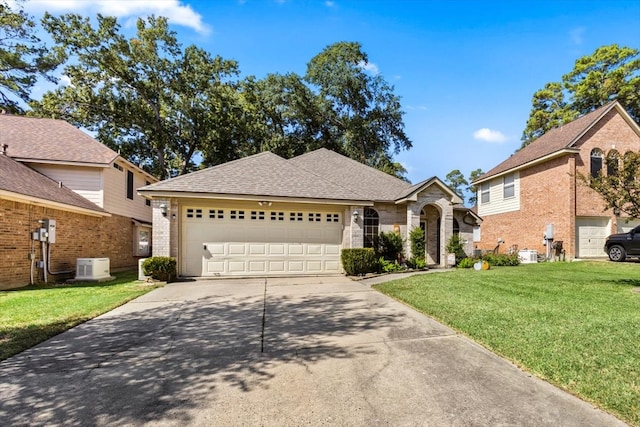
[521,44,640,147]
[466,168,484,206]
[0,0,63,113]
[445,169,468,200]
[31,14,241,179]
[578,152,640,219]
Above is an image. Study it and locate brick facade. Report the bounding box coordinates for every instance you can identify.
[476,107,640,259]
[1,199,143,289]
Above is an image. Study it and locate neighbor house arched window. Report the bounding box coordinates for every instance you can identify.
[590,149,603,178]
[363,208,379,248]
[607,150,619,176]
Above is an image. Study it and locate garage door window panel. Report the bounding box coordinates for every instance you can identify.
[209,209,224,219]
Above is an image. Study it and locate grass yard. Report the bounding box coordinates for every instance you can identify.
[0,271,162,361]
[374,261,640,427]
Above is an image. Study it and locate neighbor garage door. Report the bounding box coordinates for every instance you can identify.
[181,207,343,276]
[576,217,609,258]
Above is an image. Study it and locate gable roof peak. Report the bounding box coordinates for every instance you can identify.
[475,101,634,183]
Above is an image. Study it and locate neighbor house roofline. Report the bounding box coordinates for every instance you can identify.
[473,101,638,184]
[473,148,581,185]
[0,189,111,217]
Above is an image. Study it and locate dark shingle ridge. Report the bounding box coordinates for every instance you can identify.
[477,101,619,182]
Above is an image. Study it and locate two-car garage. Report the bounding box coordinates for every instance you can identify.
[181,205,345,276]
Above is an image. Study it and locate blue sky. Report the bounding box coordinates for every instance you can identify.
[21,0,640,185]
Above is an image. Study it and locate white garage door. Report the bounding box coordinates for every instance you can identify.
[576,217,609,258]
[181,207,343,276]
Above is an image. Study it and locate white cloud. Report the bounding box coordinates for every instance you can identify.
[357,60,379,75]
[59,74,73,87]
[325,1,336,7]
[405,105,428,111]
[473,128,508,143]
[26,0,210,35]
[569,27,586,46]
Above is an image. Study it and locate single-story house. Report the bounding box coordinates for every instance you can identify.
[138,148,481,277]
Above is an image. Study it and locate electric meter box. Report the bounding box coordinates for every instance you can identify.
[44,219,56,243]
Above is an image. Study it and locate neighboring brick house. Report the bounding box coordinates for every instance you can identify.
[138,148,481,278]
[0,115,157,289]
[472,101,640,260]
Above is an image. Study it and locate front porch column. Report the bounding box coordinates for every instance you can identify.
[349,205,364,248]
[406,201,421,259]
[151,199,172,257]
[440,202,454,266]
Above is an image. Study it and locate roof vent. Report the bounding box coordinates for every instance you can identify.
[1,144,7,155]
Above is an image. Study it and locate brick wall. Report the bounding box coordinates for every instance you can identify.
[1,199,142,289]
[476,156,573,257]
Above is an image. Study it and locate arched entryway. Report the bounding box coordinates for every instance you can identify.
[420,204,441,265]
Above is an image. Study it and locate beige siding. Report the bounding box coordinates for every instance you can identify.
[478,172,520,217]
[30,164,104,207]
[103,161,152,221]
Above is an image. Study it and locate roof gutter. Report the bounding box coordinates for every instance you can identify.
[136,190,374,207]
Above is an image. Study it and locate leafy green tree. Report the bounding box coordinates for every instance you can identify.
[522,44,640,147]
[445,169,468,200]
[466,168,484,205]
[305,41,412,178]
[0,0,62,113]
[577,152,640,219]
[31,14,241,179]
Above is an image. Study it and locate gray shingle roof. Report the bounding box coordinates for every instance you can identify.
[0,154,106,213]
[476,101,620,182]
[139,151,369,201]
[0,115,118,165]
[288,148,412,201]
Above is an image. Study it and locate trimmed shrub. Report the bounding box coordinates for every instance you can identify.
[375,231,405,261]
[379,257,404,273]
[482,253,520,266]
[407,256,427,270]
[409,227,425,259]
[141,256,177,282]
[446,234,467,264]
[457,257,476,268]
[341,248,378,276]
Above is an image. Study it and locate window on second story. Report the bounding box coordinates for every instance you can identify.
[503,174,515,198]
[480,183,490,204]
[606,150,619,176]
[145,181,151,206]
[590,149,603,178]
[127,170,134,200]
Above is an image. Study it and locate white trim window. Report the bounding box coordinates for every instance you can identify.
[503,174,515,199]
[134,226,151,257]
[480,183,490,204]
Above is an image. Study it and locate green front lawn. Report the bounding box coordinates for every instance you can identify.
[374,262,640,426]
[0,271,162,361]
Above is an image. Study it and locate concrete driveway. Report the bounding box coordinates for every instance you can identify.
[0,275,626,426]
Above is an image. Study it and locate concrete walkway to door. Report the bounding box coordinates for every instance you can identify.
[0,274,626,426]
